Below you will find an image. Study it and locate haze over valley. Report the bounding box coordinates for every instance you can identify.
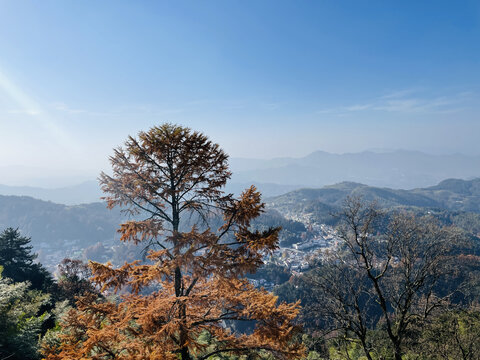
[1,149,480,205]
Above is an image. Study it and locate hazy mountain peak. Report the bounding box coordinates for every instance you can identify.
[428,178,480,195]
[232,149,480,190]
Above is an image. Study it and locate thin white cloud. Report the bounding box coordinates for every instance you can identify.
[317,88,476,116]
[374,92,472,113]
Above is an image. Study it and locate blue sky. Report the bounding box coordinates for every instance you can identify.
[0,1,479,177]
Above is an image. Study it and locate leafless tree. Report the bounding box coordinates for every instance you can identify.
[306,197,462,360]
[305,262,375,360]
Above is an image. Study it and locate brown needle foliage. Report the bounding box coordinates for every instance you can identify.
[42,124,303,360]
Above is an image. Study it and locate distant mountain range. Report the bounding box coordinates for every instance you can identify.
[231,150,480,190]
[1,150,480,205]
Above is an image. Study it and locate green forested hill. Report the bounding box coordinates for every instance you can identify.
[268,178,480,213]
[0,195,122,249]
[410,178,480,212]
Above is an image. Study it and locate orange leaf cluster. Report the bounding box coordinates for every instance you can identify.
[42,124,304,360]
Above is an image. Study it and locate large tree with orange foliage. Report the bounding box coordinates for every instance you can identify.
[42,124,303,360]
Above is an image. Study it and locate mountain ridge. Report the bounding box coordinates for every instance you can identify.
[231,150,480,190]
[267,178,480,216]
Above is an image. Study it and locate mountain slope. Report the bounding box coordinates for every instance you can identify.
[0,195,121,250]
[267,178,480,219]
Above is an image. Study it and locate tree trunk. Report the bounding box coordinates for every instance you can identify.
[174,266,191,360]
[179,304,191,360]
[172,192,190,359]
[180,346,192,360]
[393,343,402,360]
[360,338,373,360]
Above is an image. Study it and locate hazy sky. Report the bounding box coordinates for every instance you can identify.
[0,1,479,177]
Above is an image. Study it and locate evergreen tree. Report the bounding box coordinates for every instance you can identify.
[0,227,55,293]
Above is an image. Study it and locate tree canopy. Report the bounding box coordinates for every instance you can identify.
[43,124,304,360]
[0,227,55,293]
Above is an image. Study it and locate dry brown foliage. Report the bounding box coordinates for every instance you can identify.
[42,124,304,360]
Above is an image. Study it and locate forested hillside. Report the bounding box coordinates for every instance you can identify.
[268,178,480,223]
[0,195,121,247]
